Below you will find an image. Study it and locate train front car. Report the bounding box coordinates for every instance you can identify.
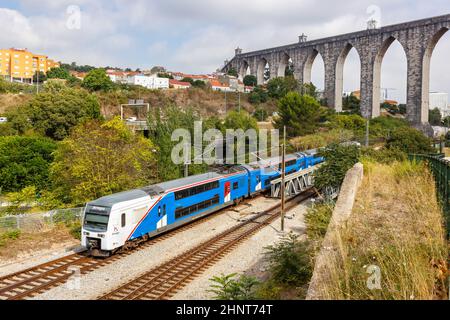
[81,189,154,257]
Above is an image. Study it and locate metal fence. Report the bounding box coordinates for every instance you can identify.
[409,153,449,238]
[0,207,84,233]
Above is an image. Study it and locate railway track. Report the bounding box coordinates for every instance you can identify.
[0,195,264,300]
[99,189,316,300]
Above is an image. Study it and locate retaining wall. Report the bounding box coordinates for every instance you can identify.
[306,163,364,300]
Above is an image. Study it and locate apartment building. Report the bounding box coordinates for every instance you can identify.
[0,48,60,83]
[126,74,169,90]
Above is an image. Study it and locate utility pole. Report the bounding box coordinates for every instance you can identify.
[225,91,228,114]
[281,126,286,232]
[365,119,370,147]
[238,91,241,113]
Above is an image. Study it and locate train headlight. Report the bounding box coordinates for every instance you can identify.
[83,231,90,236]
[97,234,105,238]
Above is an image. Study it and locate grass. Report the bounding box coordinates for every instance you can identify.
[313,160,448,300]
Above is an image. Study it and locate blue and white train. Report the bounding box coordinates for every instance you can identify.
[81,150,324,257]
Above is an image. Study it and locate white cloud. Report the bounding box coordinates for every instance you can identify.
[1,1,450,103]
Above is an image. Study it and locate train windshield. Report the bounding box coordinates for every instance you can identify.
[84,205,111,232]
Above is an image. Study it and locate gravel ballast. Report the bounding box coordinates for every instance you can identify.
[171,201,310,300]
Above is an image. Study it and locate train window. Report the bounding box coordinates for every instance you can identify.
[175,181,220,200]
[278,160,296,171]
[233,182,239,190]
[158,206,162,217]
[163,204,166,216]
[175,195,220,219]
[121,213,126,228]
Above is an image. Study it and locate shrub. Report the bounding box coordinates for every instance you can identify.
[0,230,21,247]
[361,147,407,164]
[209,273,260,300]
[369,116,409,139]
[290,129,354,151]
[263,233,313,287]
[314,143,360,190]
[69,221,82,240]
[327,114,366,134]
[386,127,434,154]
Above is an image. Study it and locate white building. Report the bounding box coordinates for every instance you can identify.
[127,74,169,90]
[430,92,449,117]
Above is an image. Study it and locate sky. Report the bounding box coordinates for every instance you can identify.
[0,0,449,103]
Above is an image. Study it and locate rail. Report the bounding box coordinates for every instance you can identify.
[409,153,449,238]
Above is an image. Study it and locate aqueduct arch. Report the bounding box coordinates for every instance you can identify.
[222,14,450,132]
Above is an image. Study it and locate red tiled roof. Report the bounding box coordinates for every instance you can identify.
[170,79,191,86]
[210,80,228,88]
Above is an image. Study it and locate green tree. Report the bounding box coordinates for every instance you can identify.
[243,75,257,87]
[33,71,47,83]
[253,107,269,122]
[274,92,322,137]
[0,136,57,192]
[223,110,259,132]
[227,68,238,77]
[266,76,299,99]
[386,127,434,154]
[300,83,319,100]
[158,73,174,79]
[429,108,442,126]
[50,117,156,205]
[248,86,268,104]
[148,106,207,181]
[46,67,71,80]
[181,77,194,84]
[342,94,361,115]
[192,80,206,88]
[82,68,114,91]
[327,114,367,135]
[24,87,101,140]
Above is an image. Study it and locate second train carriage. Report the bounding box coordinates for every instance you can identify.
[81,151,324,257]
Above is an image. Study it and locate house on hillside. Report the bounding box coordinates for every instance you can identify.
[169,79,191,89]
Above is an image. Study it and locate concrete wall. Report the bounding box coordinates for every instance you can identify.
[306,163,364,300]
[222,14,450,131]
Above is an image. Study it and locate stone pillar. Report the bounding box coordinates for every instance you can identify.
[360,55,377,119]
[406,47,428,126]
[269,63,278,80]
[323,52,337,110]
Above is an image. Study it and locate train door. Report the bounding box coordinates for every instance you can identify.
[156,203,167,230]
[255,174,262,191]
[224,182,231,203]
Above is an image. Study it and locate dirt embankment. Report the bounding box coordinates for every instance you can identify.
[98,88,278,119]
[0,94,32,114]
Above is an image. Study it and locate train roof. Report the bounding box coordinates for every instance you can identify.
[248,154,298,168]
[88,168,247,207]
[151,171,221,193]
[87,189,149,208]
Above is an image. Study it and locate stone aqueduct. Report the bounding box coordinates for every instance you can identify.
[222,14,450,130]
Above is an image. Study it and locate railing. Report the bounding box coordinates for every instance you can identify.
[0,207,84,233]
[409,153,449,238]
